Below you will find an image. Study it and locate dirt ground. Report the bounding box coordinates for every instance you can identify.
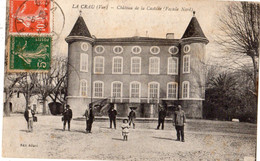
[2,114,257,161]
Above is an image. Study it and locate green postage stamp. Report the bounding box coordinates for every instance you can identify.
[8,36,51,72]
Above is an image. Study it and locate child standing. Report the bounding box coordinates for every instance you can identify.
[121,119,129,141]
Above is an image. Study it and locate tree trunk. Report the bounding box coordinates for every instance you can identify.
[251,55,258,104]
[25,96,30,111]
[24,92,31,111]
[4,88,10,117]
[42,97,47,115]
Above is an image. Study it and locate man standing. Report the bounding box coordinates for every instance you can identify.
[173,105,186,142]
[86,104,95,133]
[128,108,136,129]
[62,105,73,131]
[24,105,35,132]
[83,105,89,132]
[157,106,166,130]
[108,103,117,129]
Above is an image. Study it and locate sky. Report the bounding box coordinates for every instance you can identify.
[52,0,229,58]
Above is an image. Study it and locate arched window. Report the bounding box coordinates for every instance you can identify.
[148,82,160,99]
[80,53,88,72]
[94,56,104,74]
[149,57,160,74]
[167,82,178,99]
[131,57,141,74]
[111,81,123,98]
[130,81,141,98]
[93,81,104,98]
[168,57,178,75]
[80,80,87,97]
[182,81,190,98]
[112,56,123,74]
[183,55,190,73]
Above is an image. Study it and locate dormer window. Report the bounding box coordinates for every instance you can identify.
[150,46,160,55]
[113,46,123,54]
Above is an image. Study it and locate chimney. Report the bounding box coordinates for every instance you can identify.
[166,33,174,39]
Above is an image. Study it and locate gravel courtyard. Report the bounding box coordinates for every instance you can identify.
[2,114,257,161]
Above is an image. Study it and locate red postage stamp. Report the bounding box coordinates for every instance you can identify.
[9,0,50,33]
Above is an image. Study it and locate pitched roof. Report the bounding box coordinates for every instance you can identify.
[96,36,179,42]
[68,16,92,37]
[95,36,179,45]
[182,16,206,39]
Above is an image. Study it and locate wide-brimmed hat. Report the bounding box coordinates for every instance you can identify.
[129,106,137,110]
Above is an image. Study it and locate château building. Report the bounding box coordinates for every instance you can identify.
[65,12,208,118]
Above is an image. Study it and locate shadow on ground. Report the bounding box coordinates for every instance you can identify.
[19,129,28,133]
[152,136,175,141]
[112,138,124,141]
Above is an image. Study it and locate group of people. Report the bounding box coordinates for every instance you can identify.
[61,104,95,133]
[156,105,186,142]
[107,104,136,141]
[25,102,186,142]
[61,103,137,141]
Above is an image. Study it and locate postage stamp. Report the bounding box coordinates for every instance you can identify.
[8,36,51,72]
[9,0,51,33]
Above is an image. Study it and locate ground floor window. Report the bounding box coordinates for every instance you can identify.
[80,80,87,96]
[182,81,189,98]
[148,82,159,99]
[167,82,178,99]
[111,81,123,98]
[93,81,104,98]
[130,81,141,98]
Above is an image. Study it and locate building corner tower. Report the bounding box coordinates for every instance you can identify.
[65,15,94,116]
[179,12,209,118]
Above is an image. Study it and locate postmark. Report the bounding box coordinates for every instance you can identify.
[50,0,66,45]
[8,35,51,72]
[9,0,51,33]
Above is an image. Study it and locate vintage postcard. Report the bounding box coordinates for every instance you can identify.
[1,0,259,160]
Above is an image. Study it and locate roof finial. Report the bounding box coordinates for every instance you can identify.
[193,11,196,17]
[79,10,82,16]
[146,31,149,37]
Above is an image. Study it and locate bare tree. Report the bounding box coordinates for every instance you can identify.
[217,2,259,97]
[48,57,68,105]
[12,73,38,110]
[35,73,51,115]
[34,56,68,115]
